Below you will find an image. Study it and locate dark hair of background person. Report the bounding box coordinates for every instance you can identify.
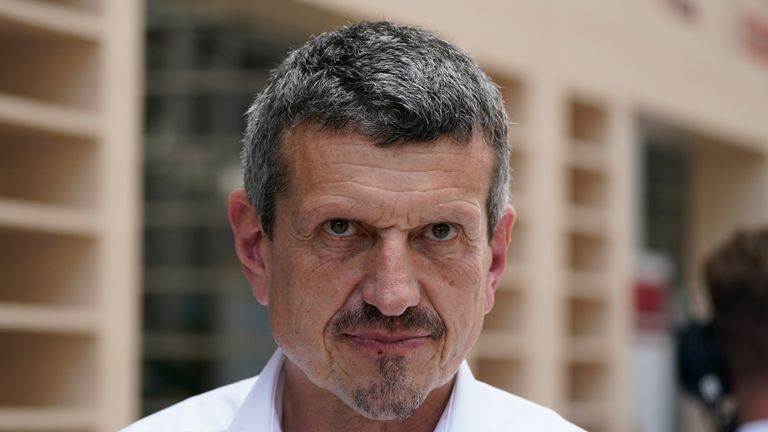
[241,21,509,240]
[705,228,768,385]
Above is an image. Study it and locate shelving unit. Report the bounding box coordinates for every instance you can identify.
[470,84,624,431]
[0,1,141,431]
[469,73,533,398]
[461,77,626,430]
[562,97,615,432]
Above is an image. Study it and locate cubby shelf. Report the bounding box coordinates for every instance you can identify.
[0,0,139,429]
[0,303,97,335]
[0,199,98,237]
[568,140,609,173]
[0,94,99,139]
[474,331,526,359]
[498,262,527,290]
[565,401,609,431]
[567,336,609,364]
[0,407,96,431]
[0,0,100,41]
[568,270,610,300]
[568,204,610,238]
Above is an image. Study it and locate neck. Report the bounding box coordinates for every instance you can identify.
[281,359,454,432]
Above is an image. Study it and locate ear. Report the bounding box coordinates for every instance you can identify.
[484,205,516,314]
[228,188,271,305]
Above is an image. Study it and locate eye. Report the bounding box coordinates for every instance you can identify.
[322,219,358,237]
[424,223,458,241]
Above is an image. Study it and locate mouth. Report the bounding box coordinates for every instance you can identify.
[341,331,433,356]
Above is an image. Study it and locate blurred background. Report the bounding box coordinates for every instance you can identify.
[1,0,767,431]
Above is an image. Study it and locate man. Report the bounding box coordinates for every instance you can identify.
[705,229,768,432]
[125,21,582,431]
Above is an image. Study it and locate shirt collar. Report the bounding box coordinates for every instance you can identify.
[227,348,286,432]
[739,420,768,432]
[227,349,468,432]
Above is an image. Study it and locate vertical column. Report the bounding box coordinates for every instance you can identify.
[562,94,632,431]
[607,102,633,432]
[473,74,530,398]
[524,78,568,410]
[98,0,142,430]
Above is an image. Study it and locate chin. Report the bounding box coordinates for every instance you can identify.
[338,355,431,421]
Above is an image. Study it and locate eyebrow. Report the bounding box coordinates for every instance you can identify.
[293,199,360,233]
[294,197,483,232]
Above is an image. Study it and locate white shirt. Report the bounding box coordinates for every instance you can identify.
[739,420,768,432]
[122,349,584,431]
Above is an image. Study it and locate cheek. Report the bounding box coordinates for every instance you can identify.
[431,253,487,306]
[269,247,365,349]
[422,255,487,354]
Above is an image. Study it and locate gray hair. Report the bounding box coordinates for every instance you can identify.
[242,21,509,239]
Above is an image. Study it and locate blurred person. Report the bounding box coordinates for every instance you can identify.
[705,229,768,432]
[123,22,582,432]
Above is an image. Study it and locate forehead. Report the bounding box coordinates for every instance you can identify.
[282,126,491,185]
[278,126,493,224]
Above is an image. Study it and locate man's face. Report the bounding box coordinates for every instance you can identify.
[234,127,513,420]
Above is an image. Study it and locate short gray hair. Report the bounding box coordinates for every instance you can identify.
[242,21,509,239]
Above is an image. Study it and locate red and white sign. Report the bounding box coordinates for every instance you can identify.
[739,0,768,67]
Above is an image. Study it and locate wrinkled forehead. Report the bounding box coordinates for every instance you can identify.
[273,125,492,237]
[278,123,493,186]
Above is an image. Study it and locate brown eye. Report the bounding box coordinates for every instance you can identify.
[323,219,357,237]
[425,223,457,241]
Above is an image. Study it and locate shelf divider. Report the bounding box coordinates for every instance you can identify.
[0,407,96,431]
[0,94,99,139]
[0,303,97,335]
[0,198,98,237]
[0,0,101,41]
[568,204,610,238]
[475,331,526,359]
[568,139,609,173]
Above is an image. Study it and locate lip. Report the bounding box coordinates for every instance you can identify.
[341,331,432,356]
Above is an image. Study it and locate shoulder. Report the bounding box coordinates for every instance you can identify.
[738,420,768,432]
[454,379,585,431]
[120,376,258,432]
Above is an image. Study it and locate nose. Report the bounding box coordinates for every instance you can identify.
[360,235,421,316]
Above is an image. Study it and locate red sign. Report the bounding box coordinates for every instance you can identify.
[738,0,768,67]
[634,279,667,333]
[741,9,768,67]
